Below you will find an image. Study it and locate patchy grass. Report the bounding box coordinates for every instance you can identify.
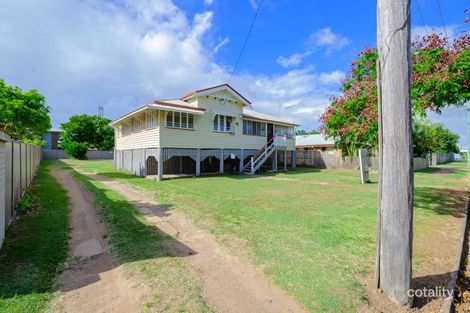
[65,159,469,312]
[55,161,212,312]
[0,160,70,313]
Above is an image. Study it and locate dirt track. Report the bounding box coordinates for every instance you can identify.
[51,168,151,313]
[83,172,309,313]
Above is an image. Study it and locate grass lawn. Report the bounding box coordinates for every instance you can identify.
[0,160,70,313]
[64,159,470,312]
[53,161,212,312]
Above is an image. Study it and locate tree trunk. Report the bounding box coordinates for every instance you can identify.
[376,0,414,306]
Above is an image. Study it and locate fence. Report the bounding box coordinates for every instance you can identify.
[431,152,455,165]
[284,150,430,171]
[42,149,113,160]
[0,132,41,248]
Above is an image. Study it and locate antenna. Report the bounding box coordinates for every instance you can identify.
[98,106,104,118]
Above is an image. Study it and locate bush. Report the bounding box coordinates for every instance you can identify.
[63,141,89,159]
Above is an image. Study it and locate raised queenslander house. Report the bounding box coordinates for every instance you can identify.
[110,84,298,181]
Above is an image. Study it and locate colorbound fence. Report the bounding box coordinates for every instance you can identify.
[0,132,41,248]
[42,149,113,160]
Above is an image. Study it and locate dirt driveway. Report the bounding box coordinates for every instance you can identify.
[51,168,151,313]
[53,166,307,313]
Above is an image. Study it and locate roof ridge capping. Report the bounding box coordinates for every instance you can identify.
[179,83,252,105]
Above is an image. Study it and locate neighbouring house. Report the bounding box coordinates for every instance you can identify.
[295,134,337,153]
[43,129,62,149]
[110,84,298,181]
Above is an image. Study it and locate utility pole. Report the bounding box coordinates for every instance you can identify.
[98,106,104,118]
[376,0,413,306]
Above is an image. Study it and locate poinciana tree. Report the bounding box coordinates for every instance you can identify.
[320,13,469,156]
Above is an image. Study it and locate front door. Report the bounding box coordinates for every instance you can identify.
[267,123,274,142]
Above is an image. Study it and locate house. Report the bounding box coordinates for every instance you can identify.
[295,134,337,153]
[110,84,298,181]
[43,129,62,149]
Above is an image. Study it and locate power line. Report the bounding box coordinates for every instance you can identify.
[436,0,448,37]
[415,0,429,36]
[228,0,263,82]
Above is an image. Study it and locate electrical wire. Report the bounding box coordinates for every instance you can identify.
[415,0,429,36]
[228,0,263,82]
[436,0,448,37]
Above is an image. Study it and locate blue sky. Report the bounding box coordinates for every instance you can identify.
[0,0,468,148]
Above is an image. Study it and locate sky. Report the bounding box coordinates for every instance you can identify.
[0,0,468,149]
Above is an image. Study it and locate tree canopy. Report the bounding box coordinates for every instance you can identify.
[60,114,114,151]
[0,79,51,145]
[296,129,320,136]
[412,120,459,158]
[320,18,469,156]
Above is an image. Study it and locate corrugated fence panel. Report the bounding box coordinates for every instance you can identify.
[0,134,41,248]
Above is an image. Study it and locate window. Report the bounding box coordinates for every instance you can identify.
[133,118,142,132]
[243,120,266,136]
[213,115,232,132]
[166,111,194,129]
[146,112,157,128]
[122,123,132,136]
[274,125,294,138]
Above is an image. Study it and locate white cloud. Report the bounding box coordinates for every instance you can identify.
[249,0,258,10]
[204,0,215,5]
[213,37,230,53]
[411,25,458,40]
[0,0,340,132]
[319,71,345,85]
[308,27,350,54]
[276,51,314,68]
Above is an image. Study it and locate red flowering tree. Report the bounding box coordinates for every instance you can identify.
[320,13,469,156]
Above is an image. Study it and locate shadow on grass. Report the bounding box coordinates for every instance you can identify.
[414,187,469,218]
[411,271,454,308]
[1,160,195,301]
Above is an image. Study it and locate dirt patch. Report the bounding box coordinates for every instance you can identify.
[51,168,151,313]
[359,200,467,312]
[429,168,455,175]
[86,173,309,313]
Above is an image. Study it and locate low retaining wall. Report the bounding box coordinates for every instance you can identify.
[291,150,429,171]
[42,149,113,160]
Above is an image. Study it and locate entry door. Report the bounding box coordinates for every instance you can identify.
[267,123,274,142]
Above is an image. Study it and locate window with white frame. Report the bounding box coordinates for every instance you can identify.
[242,120,266,136]
[146,112,157,128]
[166,111,194,129]
[274,125,294,138]
[213,115,232,132]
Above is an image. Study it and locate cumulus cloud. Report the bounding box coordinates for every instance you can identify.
[0,0,339,131]
[276,51,314,68]
[213,37,230,53]
[308,27,350,54]
[319,71,345,85]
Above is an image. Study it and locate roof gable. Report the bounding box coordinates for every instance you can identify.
[180,84,251,106]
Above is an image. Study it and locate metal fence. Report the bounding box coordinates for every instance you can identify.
[0,132,41,248]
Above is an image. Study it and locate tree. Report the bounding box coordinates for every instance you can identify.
[295,129,320,135]
[412,120,459,157]
[320,11,470,156]
[0,79,51,145]
[60,114,114,151]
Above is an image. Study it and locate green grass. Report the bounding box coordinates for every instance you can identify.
[64,159,470,312]
[55,161,212,312]
[0,160,70,313]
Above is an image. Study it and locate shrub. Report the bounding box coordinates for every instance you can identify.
[63,141,89,160]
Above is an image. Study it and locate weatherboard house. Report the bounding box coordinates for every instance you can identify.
[110,84,298,181]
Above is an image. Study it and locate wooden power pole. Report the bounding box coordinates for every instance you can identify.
[376,0,414,306]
